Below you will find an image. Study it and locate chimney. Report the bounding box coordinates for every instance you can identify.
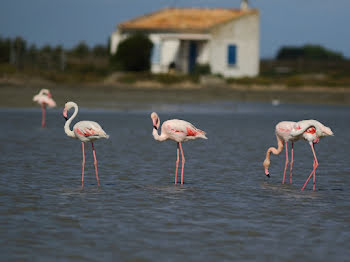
[241,0,249,10]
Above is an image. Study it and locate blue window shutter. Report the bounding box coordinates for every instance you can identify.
[227,45,237,66]
[151,43,161,64]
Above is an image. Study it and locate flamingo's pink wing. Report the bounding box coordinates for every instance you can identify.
[41,97,56,107]
[74,121,108,138]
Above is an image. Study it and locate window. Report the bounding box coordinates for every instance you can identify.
[151,42,161,64]
[227,44,237,66]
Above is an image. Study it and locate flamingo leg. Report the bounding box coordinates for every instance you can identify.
[175,142,179,185]
[290,142,294,184]
[301,143,319,191]
[91,142,100,186]
[312,159,317,191]
[179,142,185,185]
[41,104,46,128]
[282,142,289,184]
[81,142,85,188]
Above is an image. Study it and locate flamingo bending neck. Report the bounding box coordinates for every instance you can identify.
[152,125,168,141]
[263,135,284,174]
[64,102,78,138]
[151,113,167,141]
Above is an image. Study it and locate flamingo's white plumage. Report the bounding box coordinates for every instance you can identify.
[263,119,333,191]
[263,121,299,183]
[33,89,56,127]
[290,120,333,191]
[63,101,109,187]
[151,112,207,185]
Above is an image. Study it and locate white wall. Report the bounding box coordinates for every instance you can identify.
[110,30,121,54]
[110,30,211,74]
[159,38,180,73]
[197,41,210,65]
[149,34,162,73]
[177,41,188,73]
[209,13,260,77]
[149,34,181,73]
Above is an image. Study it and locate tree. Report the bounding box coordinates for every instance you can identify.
[0,37,11,63]
[12,36,27,67]
[92,44,108,57]
[110,34,153,71]
[276,44,344,60]
[27,44,38,65]
[52,45,65,71]
[72,41,89,59]
[39,45,53,69]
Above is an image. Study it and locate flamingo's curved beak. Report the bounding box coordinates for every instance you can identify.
[152,118,158,130]
[47,93,52,98]
[63,108,68,121]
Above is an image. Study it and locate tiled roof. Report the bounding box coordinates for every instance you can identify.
[118,8,258,33]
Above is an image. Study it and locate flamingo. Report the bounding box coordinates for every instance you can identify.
[33,89,56,128]
[263,121,300,184]
[263,120,333,191]
[290,120,333,191]
[63,102,109,187]
[151,112,207,185]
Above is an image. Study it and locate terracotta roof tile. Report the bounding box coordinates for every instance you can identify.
[119,8,258,33]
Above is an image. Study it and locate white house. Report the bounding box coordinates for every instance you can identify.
[110,2,259,78]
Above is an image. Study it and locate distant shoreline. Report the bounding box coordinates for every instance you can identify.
[1,75,350,108]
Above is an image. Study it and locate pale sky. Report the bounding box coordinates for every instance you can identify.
[0,0,349,58]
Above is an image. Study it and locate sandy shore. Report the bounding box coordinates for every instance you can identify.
[1,76,350,108]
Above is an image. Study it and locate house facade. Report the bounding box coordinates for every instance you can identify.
[110,5,259,78]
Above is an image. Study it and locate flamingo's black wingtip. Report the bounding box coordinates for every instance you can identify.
[266,173,270,178]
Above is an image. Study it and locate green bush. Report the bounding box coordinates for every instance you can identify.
[110,34,153,71]
[276,44,344,60]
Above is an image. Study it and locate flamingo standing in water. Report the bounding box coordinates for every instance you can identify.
[33,89,56,128]
[263,120,333,191]
[290,120,333,191]
[263,121,299,184]
[151,112,207,185]
[63,102,109,187]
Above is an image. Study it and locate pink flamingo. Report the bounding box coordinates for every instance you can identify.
[63,102,109,187]
[263,121,299,184]
[151,112,207,185]
[263,120,333,191]
[33,89,56,128]
[290,120,333,191]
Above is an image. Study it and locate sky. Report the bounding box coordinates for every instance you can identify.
[0,0,349,58]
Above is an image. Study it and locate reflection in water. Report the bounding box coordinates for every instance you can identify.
[1,102,350,261]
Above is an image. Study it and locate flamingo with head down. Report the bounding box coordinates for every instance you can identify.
[63,102,109,187]
[151,112,207,185]
[33,89,56,128]
[263,120,333,191]
[263,121,299,184]
[290,120,333,191]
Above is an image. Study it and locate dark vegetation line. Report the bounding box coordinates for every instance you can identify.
[1,35,350,87]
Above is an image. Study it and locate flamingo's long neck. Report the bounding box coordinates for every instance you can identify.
[64,104,78,138]
[263,135,284,172]
[152,125,168,142]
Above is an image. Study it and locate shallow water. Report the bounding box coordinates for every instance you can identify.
[1,102,350,262]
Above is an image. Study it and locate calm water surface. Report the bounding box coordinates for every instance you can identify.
[1,102,350,262]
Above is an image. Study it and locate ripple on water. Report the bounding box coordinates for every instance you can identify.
[1,105,350,261]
